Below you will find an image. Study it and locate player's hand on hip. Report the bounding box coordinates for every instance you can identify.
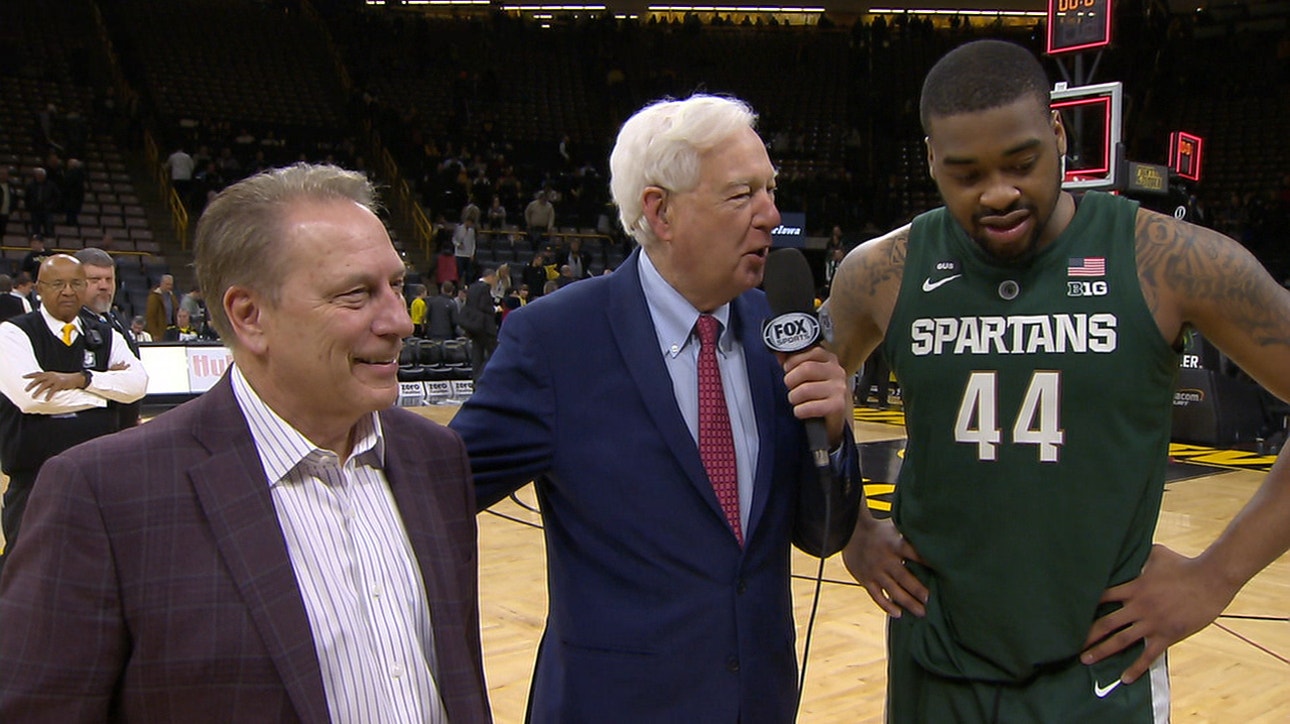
[842,514,928,618]
[1081,544,1236,683]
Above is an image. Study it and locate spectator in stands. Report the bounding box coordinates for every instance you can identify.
[61,158,86,226]
[0,168,16,236]
[825,224,845,256]
[491,263,512,302]
[179,286,207,327]
[408,283,429,337]
[522,250,551,299]
[460,266,499,380]
[128,315,152,343]
[0,275,30,322]
[524,189,556,249]
[165,145,195,207]
[461,194,481,225]
[426,281,461,341]
[449,93,860,722]
[0,164,491,723]
[558,133,572,168]
[556,236,592,280]
[23,168,59,240]
[163,308,200,342]
[145,273,178,341]
[486,194,507,230]
[12,273,35,312]
[0,254,147,575]
[453,217,478,287]
[216,146,242,181]
[193,159,226,213]
[554,264,577,289]
[823,246,845,291]
[20,236,50,282]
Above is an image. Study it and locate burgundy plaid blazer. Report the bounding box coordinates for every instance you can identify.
[0,374,492,723]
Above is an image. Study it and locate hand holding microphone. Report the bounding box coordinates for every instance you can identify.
[761,248,852,467]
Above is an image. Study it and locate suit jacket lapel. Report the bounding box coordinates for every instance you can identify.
[732,294,778,544]
[608,248,740,533]
[186,377,330,724]
[381,422,483,722]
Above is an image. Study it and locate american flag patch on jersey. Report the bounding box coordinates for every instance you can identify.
[1067,257,1106,277]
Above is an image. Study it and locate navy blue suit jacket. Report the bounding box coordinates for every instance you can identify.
[451,248,859,723]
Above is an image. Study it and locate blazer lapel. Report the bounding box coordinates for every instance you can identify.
[186,378,331,724]
[608,249,739,533]
[381,426,483,722]
[732,293,779,544]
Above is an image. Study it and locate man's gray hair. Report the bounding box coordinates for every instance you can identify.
[609,94,757,248]
[74,247,114,268]
[193,163,380,342]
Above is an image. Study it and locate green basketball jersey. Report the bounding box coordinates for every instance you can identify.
[885,191,1180,682]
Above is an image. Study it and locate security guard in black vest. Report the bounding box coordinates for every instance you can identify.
[75,247,144,428]
[0,254,147,572]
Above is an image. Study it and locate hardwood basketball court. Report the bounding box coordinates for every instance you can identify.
[429,404,1290,723]
[1,404,1285,721]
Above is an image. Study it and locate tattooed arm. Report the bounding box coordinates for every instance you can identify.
[821,227,929,616]
[1083,208,1290,683]
[821,225,908,376]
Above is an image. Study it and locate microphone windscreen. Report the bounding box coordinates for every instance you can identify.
[763,248,816,316]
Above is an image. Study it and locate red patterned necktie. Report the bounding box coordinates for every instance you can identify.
[696,314,743,545]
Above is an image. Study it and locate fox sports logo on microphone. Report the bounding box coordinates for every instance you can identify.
[762,312,821,353]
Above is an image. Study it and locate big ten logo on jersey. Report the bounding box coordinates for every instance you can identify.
[1067,279,1109,297]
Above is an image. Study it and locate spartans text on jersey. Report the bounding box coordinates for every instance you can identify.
[909,313,1118,356]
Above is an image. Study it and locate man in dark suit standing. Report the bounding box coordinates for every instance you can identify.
[0,275,29,322]
[461,266,498,380]
[450,95,863,723]
[0,164,492,723]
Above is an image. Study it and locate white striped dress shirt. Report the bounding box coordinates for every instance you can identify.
[231,367,449,724]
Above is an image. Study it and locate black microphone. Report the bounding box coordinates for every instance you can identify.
[761,247,830,472]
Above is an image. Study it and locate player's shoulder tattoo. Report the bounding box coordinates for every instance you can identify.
[1136,208,1290,347]
[836,226,907,301]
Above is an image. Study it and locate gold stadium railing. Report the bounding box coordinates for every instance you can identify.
[144,133,190,250]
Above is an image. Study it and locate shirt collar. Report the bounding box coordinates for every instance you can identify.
[637,249,732,360]
[39,305,81,337]
[230,365,386,487]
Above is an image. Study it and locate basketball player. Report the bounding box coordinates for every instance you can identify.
[825,40,1290,721]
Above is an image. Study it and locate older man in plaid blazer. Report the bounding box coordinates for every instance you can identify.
[0,165,492,723]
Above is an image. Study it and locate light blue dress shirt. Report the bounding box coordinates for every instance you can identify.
[637,250,759,532]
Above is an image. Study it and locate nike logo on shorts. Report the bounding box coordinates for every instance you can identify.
[921,274,963,292]
[1094,679,1122,698]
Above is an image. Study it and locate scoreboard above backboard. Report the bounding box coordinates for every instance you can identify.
[1047,0,1113,55]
